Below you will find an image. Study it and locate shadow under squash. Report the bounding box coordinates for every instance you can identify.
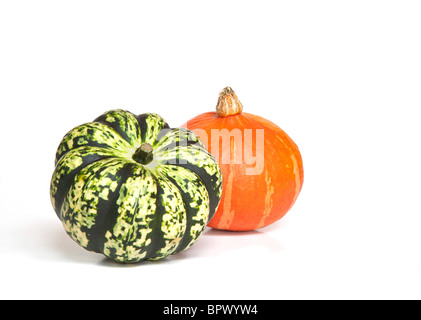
[20,215,286,266]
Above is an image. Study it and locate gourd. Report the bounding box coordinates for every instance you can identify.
[185,87,303,231]
[50,109,222,263]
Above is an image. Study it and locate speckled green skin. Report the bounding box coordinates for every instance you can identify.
[50,110,222,263]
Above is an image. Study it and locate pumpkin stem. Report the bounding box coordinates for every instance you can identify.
[133,143,154,165]
[216,87,243,117]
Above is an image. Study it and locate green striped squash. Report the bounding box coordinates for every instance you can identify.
[50,109,222,263]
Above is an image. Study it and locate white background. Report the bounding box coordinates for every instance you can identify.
[1,1,420,300]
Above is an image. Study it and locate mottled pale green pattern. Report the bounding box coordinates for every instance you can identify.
[96,109,141,150]
[155,127,206,150]
[155,145,223,198]
[158,165,209,251]
[55,121,133,164]
[50,109,222,263]
[103,166,157,262]
[151,174,187,259]
[61,158,125,249]
[50,146,118,213]
[142,113,169,146]
[153,127,222,218]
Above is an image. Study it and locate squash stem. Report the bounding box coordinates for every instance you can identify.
[216,87,243,117]
[133,143,154,165]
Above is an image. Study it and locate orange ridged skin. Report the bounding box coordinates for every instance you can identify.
[184,89,303,231]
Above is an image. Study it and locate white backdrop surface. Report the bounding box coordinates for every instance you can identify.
[0,1,420,300]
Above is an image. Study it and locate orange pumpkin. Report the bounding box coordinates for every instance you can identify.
[184,87,304,231]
